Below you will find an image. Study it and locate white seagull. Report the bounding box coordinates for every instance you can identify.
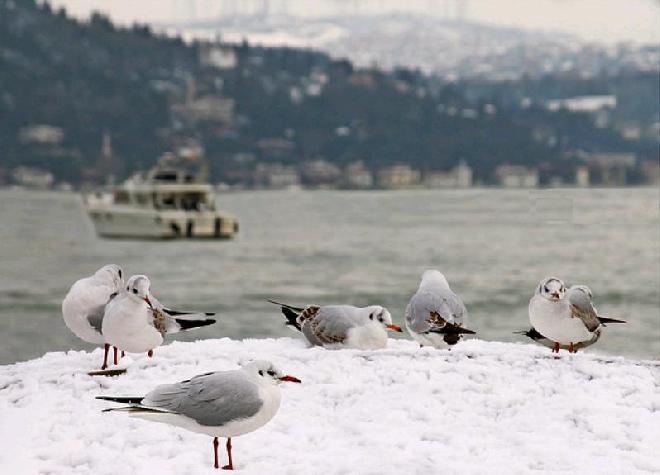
[97,360,301,470]
[269,300,402,350]
[61,264,124,369]
[405,270,475,348]
[102,275,216,357]
[528,278,626,353]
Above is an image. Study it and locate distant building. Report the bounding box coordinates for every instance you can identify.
[12,167,54,189]
[546,95,616,129]
[199,43,237,70]
[545,95,617,113]
[253,163,300,189]
[300,160,342,187]
[495,165,539,188]
[377,165,421,189]
[426,161,473,188]
[582,152,636,186]
[172,95,234,126]
[19,125,64,145]
[575,166,590,187]
[344,161,373,189]
[639,160,659,185]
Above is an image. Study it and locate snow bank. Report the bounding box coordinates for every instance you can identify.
[1,338,658,475]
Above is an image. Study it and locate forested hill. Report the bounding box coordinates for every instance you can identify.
[0,0,649,185]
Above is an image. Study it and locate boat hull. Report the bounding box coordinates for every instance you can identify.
[86,206,238,239]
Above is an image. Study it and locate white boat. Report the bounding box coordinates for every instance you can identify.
[85,155,238,240]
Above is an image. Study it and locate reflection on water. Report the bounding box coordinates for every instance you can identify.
[0,187,658,364]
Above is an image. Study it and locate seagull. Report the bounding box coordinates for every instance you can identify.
[102,275,216,357]
[268,300,402,350]
[61,264,124,369]
[97,360,301,470]
[405,270,475,348]
[528,278,626,353]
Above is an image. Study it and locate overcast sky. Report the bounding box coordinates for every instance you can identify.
[49,0,660,43]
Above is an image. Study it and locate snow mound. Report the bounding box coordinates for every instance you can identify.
[1,338,659,474]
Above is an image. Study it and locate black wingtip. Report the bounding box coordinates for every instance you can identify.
[598,316,627,324]
[429,324,476,336]
[96,396,144,404]
[175,318,216,330]
[267,299,303,331]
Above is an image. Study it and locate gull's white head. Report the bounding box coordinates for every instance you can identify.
[420,270,450,290]
[364,305,402,332]
[94,264,123,290]
[125,275,152,306]
[570,284,593,300]
[243,360,301,385]
[537,277,566,301]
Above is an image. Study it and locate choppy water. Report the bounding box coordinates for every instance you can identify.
[0,187,658,364]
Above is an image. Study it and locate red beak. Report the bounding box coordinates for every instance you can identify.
[144,296,152,307]
[279,375,301,383]
[386,324,403,332]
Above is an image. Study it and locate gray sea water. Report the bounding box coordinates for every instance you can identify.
[0,187,658,364]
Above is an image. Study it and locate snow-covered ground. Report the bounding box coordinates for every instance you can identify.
[1,338,658,474]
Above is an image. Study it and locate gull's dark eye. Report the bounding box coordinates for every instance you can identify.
[369,313,374,320]
[267,370,276,376]
[544,286,549,293]
[378,314,383,322]
[258,370,264,376]
[132,288,138,294]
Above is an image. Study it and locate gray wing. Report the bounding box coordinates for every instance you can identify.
[405,290,467,333]
[86,305,105,334]
[567,288,600,332]
[143,371,263,427]
[86,292,117,334]
[303,307,354,345]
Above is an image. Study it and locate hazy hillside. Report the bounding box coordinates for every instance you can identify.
[0,0,651,186]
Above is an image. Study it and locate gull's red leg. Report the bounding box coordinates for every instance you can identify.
[553,342,560,353]
[102,343,110,370]
[121,350,125,358]
[222,437,233,470]
[569,342,575,353]
[147,349,154,358]
[213,437,219,469]
[113,347,118,365]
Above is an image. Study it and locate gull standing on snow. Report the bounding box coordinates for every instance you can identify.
[102,275,216,358]
[405,270,475,348]
[97,360,301,470]
[527,279,626,353]
[61,264,123,369]
[269,300,402,349]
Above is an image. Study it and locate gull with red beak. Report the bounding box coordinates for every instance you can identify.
[97,360,301,470]
[269,300,402,350]
[102,274,216,358]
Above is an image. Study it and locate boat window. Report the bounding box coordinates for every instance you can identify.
[181,193,204,211]
[161,194,177,209]
[154,172,178,182]
[114,191,130,204]
[135,194,150,206]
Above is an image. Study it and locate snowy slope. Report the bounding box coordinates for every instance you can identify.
[1,338,658,474]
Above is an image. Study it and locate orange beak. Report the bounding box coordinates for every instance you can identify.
[386,324,403,333]
[279,375,301,383]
